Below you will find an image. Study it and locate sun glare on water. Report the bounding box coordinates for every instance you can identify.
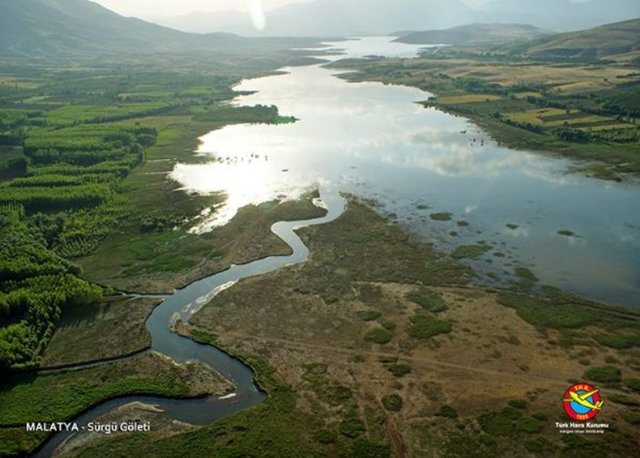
[171,149,309,233]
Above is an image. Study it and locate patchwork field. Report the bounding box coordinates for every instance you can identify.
[336,56,640,180]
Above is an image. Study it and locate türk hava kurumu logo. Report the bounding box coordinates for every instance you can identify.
[562,383,604,421]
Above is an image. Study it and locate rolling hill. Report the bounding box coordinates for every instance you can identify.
[395,23,549,46]
[513,18,640,60]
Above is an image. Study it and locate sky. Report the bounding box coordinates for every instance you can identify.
[93,0,492,18]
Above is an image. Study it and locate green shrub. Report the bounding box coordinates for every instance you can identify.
[408,314,452,340]
[524,437,552,453]
[532,411,548,421]
[381,394,403,412]
[364,327,392,344]
[444,432,497,457]
[339,418,366,438]
[313,429,337,444]
[622,412,640,425]
[584,366,622,383]
[609,394,640,406]
[501,405,523,420]
[497,293,599,329]
[406,288,447,312]
[326,385,353,406]
[595,334,640,349]
[356,310,382,321]
[378,356,397,364]
[435,404,458,418]
[508,399,528,410]
[381,320,396,330]
[387,363,411,377]
[516,417,543,433]
[625,378,640,392]
[477,411,516,436]
[349,438,391,458]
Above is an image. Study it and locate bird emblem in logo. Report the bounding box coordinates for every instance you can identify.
[562,383,603,421]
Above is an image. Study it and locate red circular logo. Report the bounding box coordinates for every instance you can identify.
[562,383,603,421]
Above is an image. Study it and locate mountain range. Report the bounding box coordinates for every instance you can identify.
[0,0,315,58]
[156,0,640,36]
[394,17,640,61]
[1,0,638,61]
[159,0,474,38]
[0,0,244,56]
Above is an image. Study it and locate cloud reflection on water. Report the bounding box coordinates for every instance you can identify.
[169,37,640,306]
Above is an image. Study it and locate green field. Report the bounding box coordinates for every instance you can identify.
[0,60,305,374]
[0,46,347,455]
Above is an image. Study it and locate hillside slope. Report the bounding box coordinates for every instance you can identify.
[0,0,243,57]
[395,23,549,45]
[478,0,640,31]
[514,18,640,60]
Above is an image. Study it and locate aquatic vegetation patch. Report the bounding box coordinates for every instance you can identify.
[429,212,453,221]
[450,244,491,259]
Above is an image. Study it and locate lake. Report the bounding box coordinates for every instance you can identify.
[170,37,640,307]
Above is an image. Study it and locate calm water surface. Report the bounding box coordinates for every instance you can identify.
[171,37,640,307]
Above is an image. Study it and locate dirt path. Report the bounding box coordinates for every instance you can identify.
[385,417,408,458]
[222,331,572,384]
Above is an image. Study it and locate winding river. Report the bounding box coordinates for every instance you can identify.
[35,189,345,457]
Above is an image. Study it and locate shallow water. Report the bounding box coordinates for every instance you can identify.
[171,37,640,307]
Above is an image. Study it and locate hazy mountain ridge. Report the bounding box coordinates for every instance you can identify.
[0,0,247,57]
[158,0,475,37]
[395,23,549,46]
[1,0,638,60]
[155,0,640,36]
